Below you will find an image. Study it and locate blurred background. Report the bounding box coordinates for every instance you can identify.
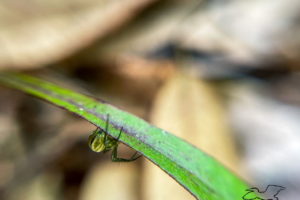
[0,0,300,199]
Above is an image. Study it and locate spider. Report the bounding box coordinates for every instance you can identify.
[88,114,141,162]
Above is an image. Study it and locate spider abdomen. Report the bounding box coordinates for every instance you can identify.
[88,130,106,152]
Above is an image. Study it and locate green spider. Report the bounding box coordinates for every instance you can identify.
[88,114,141,162]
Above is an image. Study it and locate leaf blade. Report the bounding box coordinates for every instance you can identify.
[0,72,249,199]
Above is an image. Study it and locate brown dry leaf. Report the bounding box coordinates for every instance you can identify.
[142,69,239,200]
[85,0,202,60]
[90,0,300,70]
[115,55,174,83]
[79,162,139,200]
[0,0,156,70]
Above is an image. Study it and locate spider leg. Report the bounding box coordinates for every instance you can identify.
[129,151,142,160]
[116,127,123,140]
[104,114,110,142]
[93,127,99,133]
[111,144,142,162]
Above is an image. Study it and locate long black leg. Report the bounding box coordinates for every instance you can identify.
[104,114,110,142]
[111,145,142,162]
[108,124,142,162]
[116,127,123,140]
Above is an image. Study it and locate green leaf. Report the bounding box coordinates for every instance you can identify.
[0,72,249,199]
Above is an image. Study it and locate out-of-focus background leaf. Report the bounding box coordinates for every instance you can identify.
[142,71,241,200]
[0,0,300,199]
[0,0,156,69]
